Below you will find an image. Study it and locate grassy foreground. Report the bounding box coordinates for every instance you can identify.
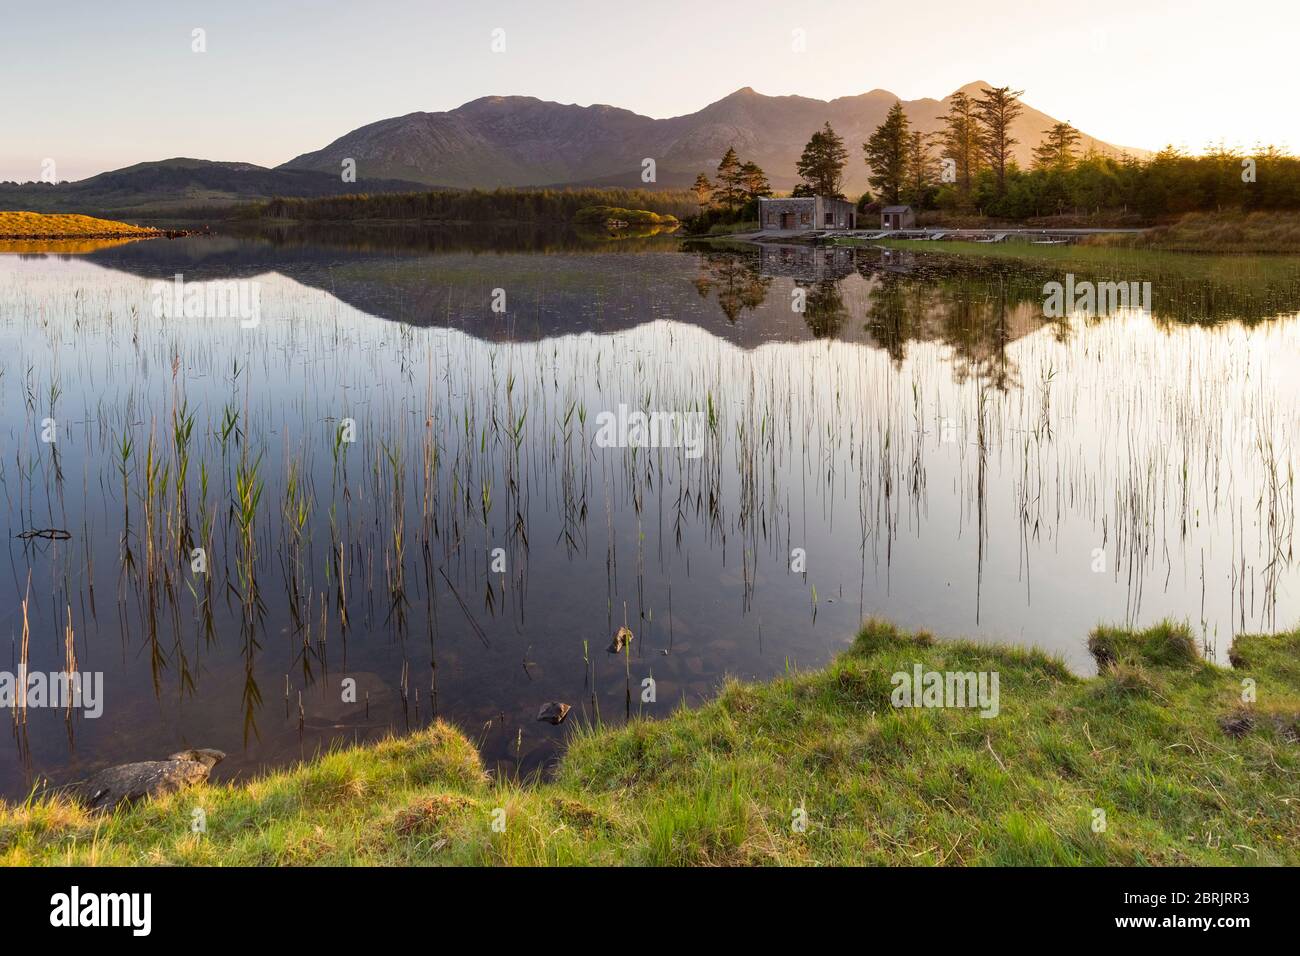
[2,620,1297,866]
[0,211,159,239]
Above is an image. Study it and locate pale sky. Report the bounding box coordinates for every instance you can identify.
[1,0,1294,181]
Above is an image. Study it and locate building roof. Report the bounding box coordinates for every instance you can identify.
[882,205,914,213]
[758,195,853,204]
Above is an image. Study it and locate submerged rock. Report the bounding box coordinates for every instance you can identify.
[536,702,571,725]
[71,748,226,812]
[607,626,634,654]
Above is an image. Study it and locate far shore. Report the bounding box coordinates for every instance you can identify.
[687,210,1300,254]
[0,211,203,241]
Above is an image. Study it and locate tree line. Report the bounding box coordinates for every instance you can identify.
[861,86,1028,210]
[692,86,1300,222]
[259,187,699,223]
[685,148,774,231]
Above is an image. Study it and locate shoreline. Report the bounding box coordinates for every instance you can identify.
[0,230,191,241]
[0,211,207,242]
[3,618,1295,866]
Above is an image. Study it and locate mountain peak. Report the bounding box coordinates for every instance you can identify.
[456,94,542,111]
[279,85,1146,191]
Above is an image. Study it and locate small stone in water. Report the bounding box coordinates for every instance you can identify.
[537,701,571,725]
[607,626,633,654]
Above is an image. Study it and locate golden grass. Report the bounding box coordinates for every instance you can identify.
[0,211,158,239]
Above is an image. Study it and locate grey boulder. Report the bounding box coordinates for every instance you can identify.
[71,748,226,812]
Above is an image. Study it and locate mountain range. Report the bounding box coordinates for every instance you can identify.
[1,83,1148,216]
[280,82,1149,194]
[0,159,423,216]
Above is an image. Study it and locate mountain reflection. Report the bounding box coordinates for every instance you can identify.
[32,226,1300,389]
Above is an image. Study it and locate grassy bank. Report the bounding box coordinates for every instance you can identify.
[833,211,1300,255]
[572,205,678,227]
[681,219,760,237]
[0,211,160,239]
[1088,211,1300,253]
[2,620,1296,866]
[856,236,1300,288]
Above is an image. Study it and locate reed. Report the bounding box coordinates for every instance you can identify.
[1,241,1296,780]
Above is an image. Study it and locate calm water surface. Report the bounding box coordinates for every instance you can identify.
[1,230,1297,797]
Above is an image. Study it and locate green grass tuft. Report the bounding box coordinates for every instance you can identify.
[3,622,1297,866]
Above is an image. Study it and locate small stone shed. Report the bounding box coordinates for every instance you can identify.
[881,205,916,230]
[758,196,857,231]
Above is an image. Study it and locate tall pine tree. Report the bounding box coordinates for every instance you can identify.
[863,102,911,205]
[715,147,746,210]
[974,86,1024,194]
[903,130,940,206]
[794,122,850,198]
[691,172,713,212]
[940,91,982,202]
[1032,122,1082,171]
[740,161,772,202]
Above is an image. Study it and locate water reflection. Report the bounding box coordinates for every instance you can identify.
[692,250,773,323]
[1,230,1297,800]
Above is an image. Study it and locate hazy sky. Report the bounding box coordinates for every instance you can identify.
[2,0,1295,181]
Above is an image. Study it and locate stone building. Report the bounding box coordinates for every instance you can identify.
[758,196,857,231]
[881,205,916,230]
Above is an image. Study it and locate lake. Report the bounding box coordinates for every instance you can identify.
[1,228,1297,798]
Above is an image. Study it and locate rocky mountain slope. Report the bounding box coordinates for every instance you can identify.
[281,82,1148,194]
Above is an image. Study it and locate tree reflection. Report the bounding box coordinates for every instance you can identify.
[691,251,772,323]
[860,271,1028,389]
[800,280,849,338]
